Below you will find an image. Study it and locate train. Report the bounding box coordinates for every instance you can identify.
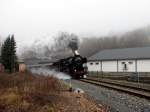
[52,51,88,79]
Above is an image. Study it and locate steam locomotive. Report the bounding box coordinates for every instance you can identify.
[52,51,88,79]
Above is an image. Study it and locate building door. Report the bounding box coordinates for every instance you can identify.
[121,62,128,72]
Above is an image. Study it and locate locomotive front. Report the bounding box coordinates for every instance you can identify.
[70,55,87,78]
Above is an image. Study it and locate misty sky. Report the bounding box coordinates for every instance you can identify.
[0,0,150,46]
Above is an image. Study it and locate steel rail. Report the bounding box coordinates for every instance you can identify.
[79,78,150,99]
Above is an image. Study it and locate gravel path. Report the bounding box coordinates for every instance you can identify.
[65,79,150,112]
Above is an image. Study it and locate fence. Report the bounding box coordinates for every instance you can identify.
[87,71,150,84]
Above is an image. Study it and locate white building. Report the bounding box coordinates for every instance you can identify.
[87,47,150,73]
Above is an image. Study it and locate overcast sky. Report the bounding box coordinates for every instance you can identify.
[0,0,150,46]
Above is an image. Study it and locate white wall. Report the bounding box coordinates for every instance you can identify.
[102,61,117,72]
[87,59,150,73]
[87,61,101,72]
[137,60,150,72]
[118,60,135,72]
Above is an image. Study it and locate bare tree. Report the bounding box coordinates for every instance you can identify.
[21,26,150,59]
[49,32,79,59]
[21,32,79,59]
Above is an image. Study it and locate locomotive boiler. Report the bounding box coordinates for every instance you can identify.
[52,51,88,79]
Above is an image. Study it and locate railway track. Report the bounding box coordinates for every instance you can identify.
[79,78,150,99]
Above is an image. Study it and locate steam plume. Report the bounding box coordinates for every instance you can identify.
[30,67,71,80]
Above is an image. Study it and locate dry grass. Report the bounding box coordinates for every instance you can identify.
[0,72,106,112]
[0,72,61,112]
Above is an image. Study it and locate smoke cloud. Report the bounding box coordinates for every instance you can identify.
[54,32,79,52]
[67,34,79,51]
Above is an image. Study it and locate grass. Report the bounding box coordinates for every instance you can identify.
[0,72,105,112]
[0,72,61,112]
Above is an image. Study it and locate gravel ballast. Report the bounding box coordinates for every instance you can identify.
[65,79,150,112]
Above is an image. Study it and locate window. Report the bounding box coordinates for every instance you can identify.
[96,62,99,65]
[128,61,133,64]
[122,62,125,64]
[90,62,93,65]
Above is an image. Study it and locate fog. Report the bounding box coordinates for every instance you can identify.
[0,0,150,47]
